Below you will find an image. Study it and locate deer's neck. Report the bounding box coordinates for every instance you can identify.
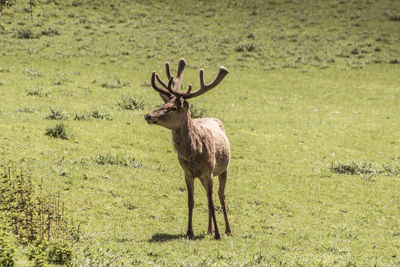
[172,114,198,159]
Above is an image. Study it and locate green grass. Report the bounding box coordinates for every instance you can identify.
[1,0,400,265]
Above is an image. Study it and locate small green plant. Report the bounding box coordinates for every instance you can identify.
[330,161,382,175]
[235,42,256,53]
[93,153,142,168]
[118,95,145,110]
[45,107,68,120]
[190,104,206,119]
[101,77,130,89]
[15,27,37,39]
[45,123,70,140]
[52,76,68,85]
[26,87,51,97]
[17,106,35,113]
[41,27,60,36]
[90,109,113,120]
[22,69,43,78]
[73,112,90,121]
[330,160,400,176]
[73,109,114,121]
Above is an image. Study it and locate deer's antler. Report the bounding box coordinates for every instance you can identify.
[151,72,173,97]
[182,66,229,99]
[151,58,229,99]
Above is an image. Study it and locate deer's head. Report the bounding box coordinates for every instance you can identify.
[145,58,229,130]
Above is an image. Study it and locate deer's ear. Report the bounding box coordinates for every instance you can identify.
[159,93,171,103]
[182,99,189,110]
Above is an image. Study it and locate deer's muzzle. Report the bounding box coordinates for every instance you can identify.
[144,114,157,124]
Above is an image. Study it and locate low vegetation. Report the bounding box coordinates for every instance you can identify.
[0,163,80,265]
[45,123,70,140]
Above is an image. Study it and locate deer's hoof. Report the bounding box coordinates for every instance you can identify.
[225,230,233,237]
[186,231,194,239]
[214,232,222,240]
[207,229,215,235]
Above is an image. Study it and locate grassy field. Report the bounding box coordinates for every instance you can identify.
[1,0,400,265]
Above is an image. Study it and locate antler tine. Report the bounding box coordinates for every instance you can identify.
[166,77,174,94]
[165,62,172,80]
[186,84,192,95]
[155,73,169,89]
[173,58,187,92]
[183,66,229,99]
[151,72,171,96]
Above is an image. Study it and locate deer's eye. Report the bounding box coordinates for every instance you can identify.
[170,107,177,111]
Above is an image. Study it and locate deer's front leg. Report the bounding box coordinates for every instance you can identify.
[185,175,194,239]
[200,178,214,234]
[204,175,221,240]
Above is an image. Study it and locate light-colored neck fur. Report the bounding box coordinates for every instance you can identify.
[172,111,200,160]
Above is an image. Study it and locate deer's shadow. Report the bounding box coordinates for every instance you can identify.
[149,233,205,242]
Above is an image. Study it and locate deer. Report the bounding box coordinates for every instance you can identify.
[144,58,232,240]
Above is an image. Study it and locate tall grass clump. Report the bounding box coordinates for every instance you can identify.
[15,27,37,39]
[45,107,68,120]
[45,123,70,140]
[118,95,145,110]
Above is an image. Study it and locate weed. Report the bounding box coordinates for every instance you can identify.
[93,153,142,168]
[45,123,69,140]
[101,77,130,89]
[52,76,69,85]
[235,42,256,53]
[73,109,114,121]
[26,87,51,97]
[330,160,400,176]
[22,69,43,78]
[330,161,381,175]
[90,109,113,120]
[41,27,60,36]
[190,104,206,119]
[15,27,37,39]
[73,112,90,121]
[45,107,68,120]
[118,95,145,110]
[17,106,35,113]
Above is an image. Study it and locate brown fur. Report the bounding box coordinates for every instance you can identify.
[145,59,232,240]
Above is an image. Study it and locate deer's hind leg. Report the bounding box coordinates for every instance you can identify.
[201,174,221,240]
[218,170,232,236]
